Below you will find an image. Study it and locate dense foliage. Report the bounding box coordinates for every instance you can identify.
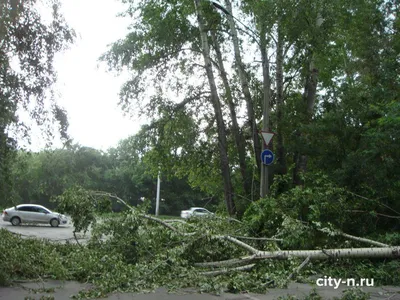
[96,0,400,219]
[243,172,400,249]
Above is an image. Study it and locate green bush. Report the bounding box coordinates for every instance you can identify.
[243,172,380,249]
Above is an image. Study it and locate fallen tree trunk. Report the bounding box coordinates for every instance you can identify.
[271,246,400,259]
[196,246,400,268]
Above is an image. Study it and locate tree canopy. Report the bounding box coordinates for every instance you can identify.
[99,0,399,217]
[0,0,75,203]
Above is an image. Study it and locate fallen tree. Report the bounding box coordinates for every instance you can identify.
[87,191,400,265]
[43,186,400,297]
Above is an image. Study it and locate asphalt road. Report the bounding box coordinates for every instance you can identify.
[0,218,90,243]
[1,280,400,300]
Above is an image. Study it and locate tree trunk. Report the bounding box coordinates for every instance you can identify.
[293,53,318,186]
[210,30,250,196]
[255,246,400,260]
[196,246,400,268]
[293,13,322,186]
[275,21,287,175]
[194,0,236,216]
[223,0,261,174]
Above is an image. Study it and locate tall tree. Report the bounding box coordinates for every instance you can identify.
[0,0,74,205]
[304,0,400,211]
[210,28,249,196]
[222,0,261,175]
[101,0,240,215]
[193,0,235,215]
[274,9,286,175]
[293,8,325,185]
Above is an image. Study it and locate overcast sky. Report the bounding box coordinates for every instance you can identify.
[28,0,143,151]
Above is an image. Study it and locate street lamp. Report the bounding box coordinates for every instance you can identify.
[210,0,271,198]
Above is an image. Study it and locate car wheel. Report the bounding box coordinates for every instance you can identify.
[11,217,21,226]
[50,218,59,227]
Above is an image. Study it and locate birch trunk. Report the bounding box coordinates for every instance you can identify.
[275,21,287,175]
[196,246,400,268]
[194,0,236,216]
[223,0,261,174]
[210,30,249,195]
[260,247,400,260]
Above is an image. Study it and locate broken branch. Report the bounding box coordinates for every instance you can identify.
[200,264,256,276]
[287,256,311,280]
[339,232,389,247]
[345,210,400,219]
[213,235,259,254]
[91,191,196,236]
[194,255,257,268]
[232,235,283,242]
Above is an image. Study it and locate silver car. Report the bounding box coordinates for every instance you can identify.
[180,207,214,219]
[2,204,68,227]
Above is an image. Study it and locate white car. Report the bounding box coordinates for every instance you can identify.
[180,207,214,219]
[2,204,68,227]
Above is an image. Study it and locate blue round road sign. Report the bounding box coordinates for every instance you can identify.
[261,149,274,165]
